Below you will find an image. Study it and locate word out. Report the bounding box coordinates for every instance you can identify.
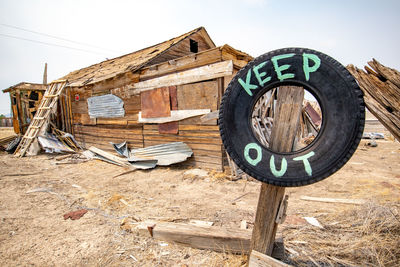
[244,143,315,177]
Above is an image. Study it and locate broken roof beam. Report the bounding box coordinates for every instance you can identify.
[128,60,233,95]
[139,47,223,80]
[138,45,252,81]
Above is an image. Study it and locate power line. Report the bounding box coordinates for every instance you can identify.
[0,23,119,53]
[0,33,110,56]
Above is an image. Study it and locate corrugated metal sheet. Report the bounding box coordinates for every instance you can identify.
[38,133,74,153]
[130,142,193,166]
[87,94,125,118]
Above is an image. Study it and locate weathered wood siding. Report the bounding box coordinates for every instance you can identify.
[143,124,223,170]
[148,32,212,66]
[68,46,251,171]
[74,124,143,152]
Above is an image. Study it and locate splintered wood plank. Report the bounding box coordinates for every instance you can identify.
[249,250,293,267]
[139,47,223,80]
[138,109,210,123]
[251,86,304,255]
[138,222,251,254]
[141,87,170,118]
[300,196,366,205]
[131,60,233,94]
[347,64,400,141]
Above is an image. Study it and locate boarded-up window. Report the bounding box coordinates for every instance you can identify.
[140,87,170,118]
[87,94,125,118]
[177,81,218,110]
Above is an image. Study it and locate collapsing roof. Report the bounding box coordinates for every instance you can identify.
[3,82,46,93]
[61,27,216,87]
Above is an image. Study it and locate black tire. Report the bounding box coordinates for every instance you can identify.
[219,47,365,187]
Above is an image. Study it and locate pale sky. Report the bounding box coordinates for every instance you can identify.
[1,0,399,115]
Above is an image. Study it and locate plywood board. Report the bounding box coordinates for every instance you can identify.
[141,87,170,118]
[177,81,218,111]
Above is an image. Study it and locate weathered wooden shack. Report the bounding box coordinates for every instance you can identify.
[2,82,46,134]
[60,27,252,170]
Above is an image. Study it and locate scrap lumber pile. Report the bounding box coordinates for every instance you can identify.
[0,134,17,151]
[347,60,400,141]
[251,87,321,152]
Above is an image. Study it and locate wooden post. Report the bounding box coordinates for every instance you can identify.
[43,63,48,85]
[250,86,304,255]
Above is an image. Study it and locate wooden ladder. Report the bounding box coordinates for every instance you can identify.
[14,80,68,157]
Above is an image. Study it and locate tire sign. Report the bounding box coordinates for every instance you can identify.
[219,48,365,187]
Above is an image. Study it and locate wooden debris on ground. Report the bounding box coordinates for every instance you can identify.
[53,153,90,165]
[249,250,293,267]
[137,221,251,254]
[51,125,81,151]
[0,134,17,149]
[300,196,367,205]
[134,221,285,256]
[347,60,400,141]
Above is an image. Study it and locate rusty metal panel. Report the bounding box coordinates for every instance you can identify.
[158,86,178,134]
[159,122,178,134]
[141,87,170,118]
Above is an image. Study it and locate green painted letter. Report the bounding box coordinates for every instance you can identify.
[271,53,295,81]
[253,61,271,87]
[269,155,287,177]
[238,69,258,96]
[303,53,321,81]
[293,151,315,176]
[244,143,262,166]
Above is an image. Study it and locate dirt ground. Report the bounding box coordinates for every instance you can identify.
[0,127,399,266]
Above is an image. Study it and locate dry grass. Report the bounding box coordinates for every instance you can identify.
[283,202,400,266]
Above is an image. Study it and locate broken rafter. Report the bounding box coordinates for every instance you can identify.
[129,60,233,94]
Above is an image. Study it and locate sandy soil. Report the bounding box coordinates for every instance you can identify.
[0,127,399,266]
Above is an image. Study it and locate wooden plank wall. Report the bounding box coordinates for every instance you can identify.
[143,124,223,170]
[69,64,243,171]
[74,124,143,152]
[71,85,144,152]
